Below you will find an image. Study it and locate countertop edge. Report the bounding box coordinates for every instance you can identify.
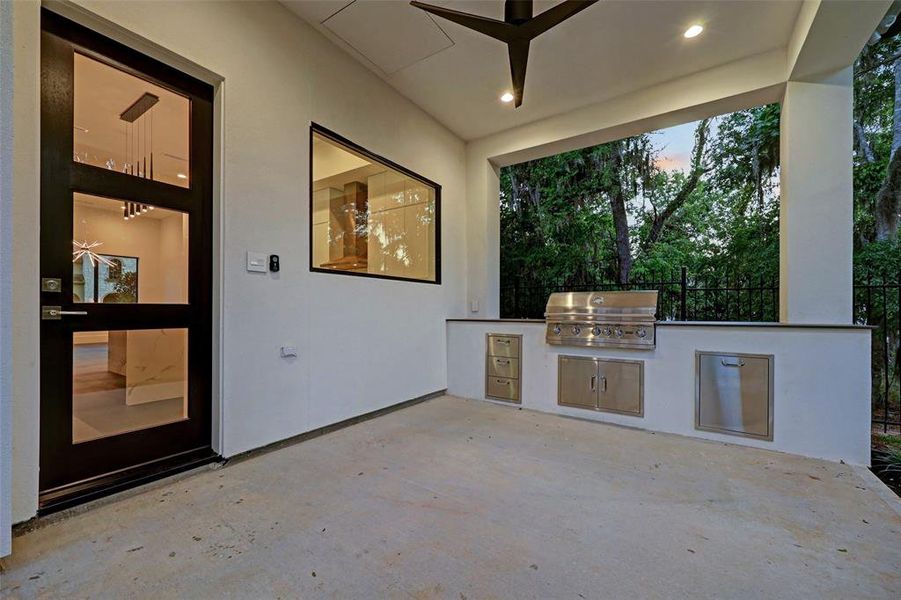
[446,319,875,330]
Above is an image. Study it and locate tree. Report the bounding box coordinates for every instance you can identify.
[854,34,901,244]
[499,105,780,292]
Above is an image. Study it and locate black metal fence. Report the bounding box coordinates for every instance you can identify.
[500,266,779,322]
[854,274,901,434]
[500,267,901,433]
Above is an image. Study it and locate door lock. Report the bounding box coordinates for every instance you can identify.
[41,277,62,293]
[42,306,88,320]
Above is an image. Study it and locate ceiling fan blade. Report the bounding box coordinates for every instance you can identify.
[508,38,530,108]
[410,1,514,43]
[522,0,599,39]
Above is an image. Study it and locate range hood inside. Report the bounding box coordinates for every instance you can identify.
[321,180,368,271]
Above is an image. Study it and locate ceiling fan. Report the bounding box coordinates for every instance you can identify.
[410,0,599,108]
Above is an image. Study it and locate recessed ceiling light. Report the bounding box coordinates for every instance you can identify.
[176,173,188,179]
[500,92,514,103]
[684,24,704,38]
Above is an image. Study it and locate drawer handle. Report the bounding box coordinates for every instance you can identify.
[721,359,745,368]
[496,379,508,384]
[495,339,511,345]
[495,359,510,365]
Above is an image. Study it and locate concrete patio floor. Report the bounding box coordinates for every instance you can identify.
[2,395,900,599]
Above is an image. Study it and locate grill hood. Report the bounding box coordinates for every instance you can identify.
[544,290,658,321]
[544,290,659,349]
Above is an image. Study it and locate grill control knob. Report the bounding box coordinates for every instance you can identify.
[571,325,582,335]
[602,327,612,337]
[636,327,648,339]
[592,326,602,336]
[553,325,562,335]
[614,328,624,338]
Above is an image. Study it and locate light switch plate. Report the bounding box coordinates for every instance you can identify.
[246,251,268,273]
[470,299,480,313]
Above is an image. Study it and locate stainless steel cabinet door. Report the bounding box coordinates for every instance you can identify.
[558,356,599,409]
[598,359,643,416]
[696,353,773,440]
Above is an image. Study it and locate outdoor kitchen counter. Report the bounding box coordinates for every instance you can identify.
[447,318,874,329]
[446,319,873,464]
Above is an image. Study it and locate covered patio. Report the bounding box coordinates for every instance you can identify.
[2,0,901,596]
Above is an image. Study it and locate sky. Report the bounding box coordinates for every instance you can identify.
[650,117,721,173]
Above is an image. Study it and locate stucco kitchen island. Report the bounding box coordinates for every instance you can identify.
[447,319,873,465]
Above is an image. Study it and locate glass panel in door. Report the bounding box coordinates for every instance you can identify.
[73,52,191,187]
[73,192,188,304]
[72,328,188,443]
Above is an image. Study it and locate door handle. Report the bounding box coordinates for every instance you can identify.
[721,358,745,368]
[600,376,607,392]
[42,306,88,320]
[590,375,596,391]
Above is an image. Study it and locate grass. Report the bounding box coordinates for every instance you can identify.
[872,434,901,496]
[873,433,901,452]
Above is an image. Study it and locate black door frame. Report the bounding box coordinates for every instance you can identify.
[39,10,216,511]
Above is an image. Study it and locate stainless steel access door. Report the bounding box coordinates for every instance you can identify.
[598,359,643,416]
[696,352,773,440]
[558,355,599,409]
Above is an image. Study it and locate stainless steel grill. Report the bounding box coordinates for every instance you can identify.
[544,290,658,349]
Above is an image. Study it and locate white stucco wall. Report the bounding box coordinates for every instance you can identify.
[6,0,467,526]
[447,321,872,465]
[0,0,16,558]
[6,0,41,534]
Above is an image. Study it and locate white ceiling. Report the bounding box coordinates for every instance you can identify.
[283,0,804,141]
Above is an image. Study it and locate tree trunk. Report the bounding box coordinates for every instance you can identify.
[642,119,710,251]
[751,142,764,211]
[875,147,901,241]
[854,121,875,164]
[874,57,901,241]
[893,57,901,156]
[610,186,632,284]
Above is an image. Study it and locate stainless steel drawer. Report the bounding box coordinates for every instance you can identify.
[487,356,520,379]
[487,376,520,402]
[696,352,773,440]
[487,334,521,358]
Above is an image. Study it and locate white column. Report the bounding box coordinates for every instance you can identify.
[5,0,41,538]
[465,151,500,318]
[0,0,13,559]
[779,68,853,324]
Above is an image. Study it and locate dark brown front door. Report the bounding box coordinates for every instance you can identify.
[39,11,214,509]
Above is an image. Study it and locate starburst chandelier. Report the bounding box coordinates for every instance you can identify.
[72,240,114,267]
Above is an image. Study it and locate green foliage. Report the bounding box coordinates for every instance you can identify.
[500,104,782,288]
[854,35,901,248]
[855,240,901,279]
[110,269,138,303]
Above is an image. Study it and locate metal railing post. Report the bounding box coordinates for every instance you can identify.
[680,266,688,321]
